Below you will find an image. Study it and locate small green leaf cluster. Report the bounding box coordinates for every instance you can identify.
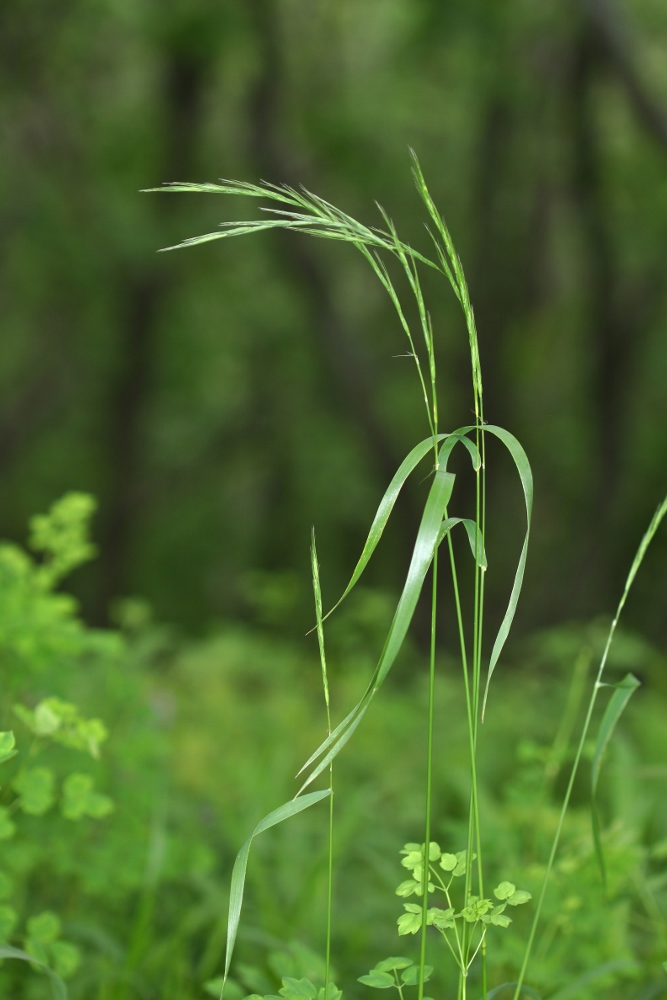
[22,911,81,979]
[4,700,113,821]
[14,696,108,758]
[395,842,531,976]
[241,976,342,1000]
[0,751,81,980]
[0,678,112,987]
[358,956,432,999]
[0,492,122,687]
[28,492,98,587]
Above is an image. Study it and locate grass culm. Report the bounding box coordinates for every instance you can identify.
[146,157,667,1000]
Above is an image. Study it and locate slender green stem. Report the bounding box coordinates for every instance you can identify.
[325,768,333,997]
[311,531,334,998]
[474,422,488,998]
[419,548,439,1000]
[513,496,667,999]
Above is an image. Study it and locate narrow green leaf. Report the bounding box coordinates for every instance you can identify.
[438,518,487,569]
[221,790,331,992]
[297,466,455,793]
[591,672,641,891]
[320,432,451,623]
[310,531,330,719]
[376,468,455,688]
[298,433,480,784]
[0,944,68,1000]
[481,425,533,717]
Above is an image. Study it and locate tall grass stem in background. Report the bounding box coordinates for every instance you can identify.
[512,495,667,1000]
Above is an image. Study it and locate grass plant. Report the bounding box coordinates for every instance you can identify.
[145,156,667,1000]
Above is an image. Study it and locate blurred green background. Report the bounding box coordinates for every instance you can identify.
[2,2,667,999]
[2,0,667,638]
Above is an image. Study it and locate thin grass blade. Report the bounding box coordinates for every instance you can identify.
[311,530,331,718]
[221,790,332,994]
[319,434,447,621]
[591,672,641,891]
[298,465,456,793]
[481,425,533,717]
[316,430,480,627]
[513,495,667,1000]
[0,945,68,1000]
[438,517,487,569]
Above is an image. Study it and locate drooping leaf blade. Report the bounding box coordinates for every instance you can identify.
[320,433,447,621]
[438,518,487,570]
[221,790,332,993]
[481,425,533,717]
[297,466,455,794]
[0,944,68,1000]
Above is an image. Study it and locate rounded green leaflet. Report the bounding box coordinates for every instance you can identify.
[0,807,16,840]
[0,731,17,765]
[374,958,412,972]
[27,910,61,943]
[0,904,18,940]
[13,766,55,815]
[279,978,318,1000]
[358,971,395,988]
[396,879,419,897]
[401,965,432,985]
[506,890,531,906]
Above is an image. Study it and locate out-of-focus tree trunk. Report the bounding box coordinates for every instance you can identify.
[98,27,214,619]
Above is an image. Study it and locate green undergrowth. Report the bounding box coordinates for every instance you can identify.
[1,495,666,998]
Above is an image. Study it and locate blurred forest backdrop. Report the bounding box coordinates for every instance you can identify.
[3,3,667,998]
[2,0,667,640]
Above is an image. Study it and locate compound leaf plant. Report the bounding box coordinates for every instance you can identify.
[147,156,667,1000]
